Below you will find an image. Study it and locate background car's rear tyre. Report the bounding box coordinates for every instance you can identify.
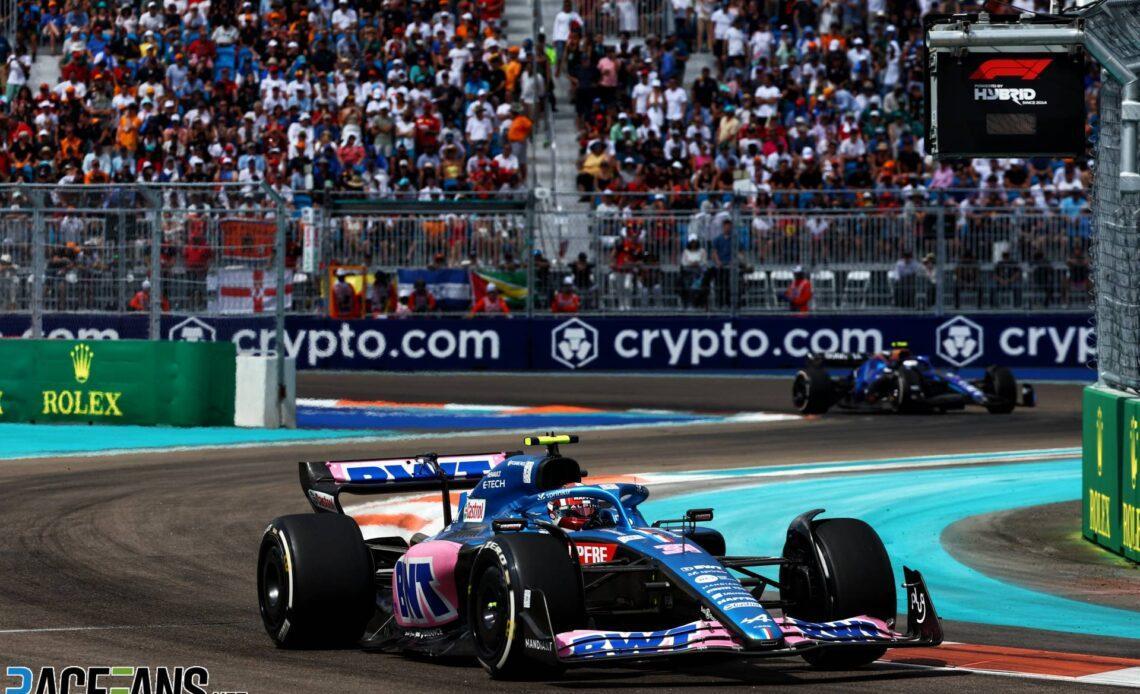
[984,366,1018,414]
[789,518,895,669]
[792,368,832,414]
[469,534,583,679]
[257,514,374,649]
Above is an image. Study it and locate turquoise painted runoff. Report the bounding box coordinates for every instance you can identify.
[645,458,1140,640]
[0,423,389,459]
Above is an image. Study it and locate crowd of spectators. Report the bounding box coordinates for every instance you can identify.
[7,0,538,202]
[567,0,1099,217]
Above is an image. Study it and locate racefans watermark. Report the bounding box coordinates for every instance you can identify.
[4,665,246,694]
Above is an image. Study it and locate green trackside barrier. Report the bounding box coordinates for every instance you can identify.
[1122,399,1140,562]
[1082,385,1125,553]
[0,340,235,427]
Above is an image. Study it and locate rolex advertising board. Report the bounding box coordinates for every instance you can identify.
[0,340,235,427]
[1082,385,1124,553]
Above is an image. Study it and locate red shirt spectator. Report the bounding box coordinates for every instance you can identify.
[551,281,580,313]
[783,269,813,313]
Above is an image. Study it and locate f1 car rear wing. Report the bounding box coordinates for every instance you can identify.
[806,352,872,369]
[298,451,516,524]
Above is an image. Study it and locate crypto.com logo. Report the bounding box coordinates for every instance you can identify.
[969,58,1051,80]
[935,316,984,368]
[551,318,599,369]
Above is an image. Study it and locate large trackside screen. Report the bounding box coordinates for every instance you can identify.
[931,52,1086,157]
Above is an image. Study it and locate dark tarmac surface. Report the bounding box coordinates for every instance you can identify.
[1,373,1128,693]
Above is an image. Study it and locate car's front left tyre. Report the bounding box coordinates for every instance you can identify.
[468,533,583,679]
[257,513,374,648]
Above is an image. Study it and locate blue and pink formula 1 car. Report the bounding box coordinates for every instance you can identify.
[792,346,1036,415]
[257,435,943,679]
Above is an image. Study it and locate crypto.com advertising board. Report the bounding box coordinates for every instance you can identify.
[0,313,1094,373]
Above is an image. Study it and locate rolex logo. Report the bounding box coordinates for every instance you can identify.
[1094,405,1103,476]
[71,344,94,384]
[1132,417,1139,491]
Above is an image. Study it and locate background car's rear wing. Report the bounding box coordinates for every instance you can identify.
[806,352,871,369]
[298,451,516,524]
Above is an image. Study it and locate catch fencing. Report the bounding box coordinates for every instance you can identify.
[0,185,1092,337]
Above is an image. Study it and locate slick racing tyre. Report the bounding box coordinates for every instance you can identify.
[792,367,832,414]
[984,365,1018,414]
[790,518,895,668]
[889,368,918,413]
[469,534,584,679]
[258,514,374,648]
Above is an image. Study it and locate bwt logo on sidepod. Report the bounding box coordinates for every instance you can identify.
[936,316,984,367]
[552,318,599,369]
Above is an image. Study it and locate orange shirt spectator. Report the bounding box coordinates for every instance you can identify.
[128,281,170,312]
[470,286,510,316]
[117,107,141,151]
[507,113,533,143]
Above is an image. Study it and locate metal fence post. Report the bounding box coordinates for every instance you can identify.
[148,199,162,340]
[526,192,536,318]
[730,199,741,316]
[935,206,946,316]
[30,207,44,339]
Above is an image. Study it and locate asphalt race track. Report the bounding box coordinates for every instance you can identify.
[0,373,1134,693]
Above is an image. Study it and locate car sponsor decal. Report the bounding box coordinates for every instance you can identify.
[306,489,337,512]
[574,542,617,565]
[463,498,486,522]
[327,453,506,484]
[555,620,742,659]
[392,541,461,627]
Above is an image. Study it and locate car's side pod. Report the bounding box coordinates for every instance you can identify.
[778,508,827,617]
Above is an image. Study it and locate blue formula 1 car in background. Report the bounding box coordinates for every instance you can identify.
[256,435,943,679]
[792,345,1036,415]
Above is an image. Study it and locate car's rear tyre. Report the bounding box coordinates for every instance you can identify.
[792,368,832,414]
[257,514,374,648]
[984,366,1017,414]
[790,518,895,668]
[469,534,583,679]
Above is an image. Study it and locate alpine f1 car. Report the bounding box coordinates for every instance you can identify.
[792,345,1036,415]
[257,434,943,678]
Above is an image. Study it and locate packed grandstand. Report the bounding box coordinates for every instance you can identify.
[0,0,1097,315]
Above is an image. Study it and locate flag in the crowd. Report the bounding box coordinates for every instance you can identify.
[396,268,472,311]
[208,267,293,314]
[470,269,527,308]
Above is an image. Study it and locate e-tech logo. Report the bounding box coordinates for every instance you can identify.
[3,665,237,694]
[936,316,983,367]
[551,318,598,369]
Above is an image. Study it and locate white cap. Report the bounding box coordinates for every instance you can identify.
[801,146,814,158]
[563,276,574,286]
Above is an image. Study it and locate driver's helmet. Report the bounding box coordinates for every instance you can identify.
[888,347,912,363]
[547,484,610,531]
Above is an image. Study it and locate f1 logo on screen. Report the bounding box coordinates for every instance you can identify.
[969,58,1052,80]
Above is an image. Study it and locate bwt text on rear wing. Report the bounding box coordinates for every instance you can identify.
[298,451,516,524]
